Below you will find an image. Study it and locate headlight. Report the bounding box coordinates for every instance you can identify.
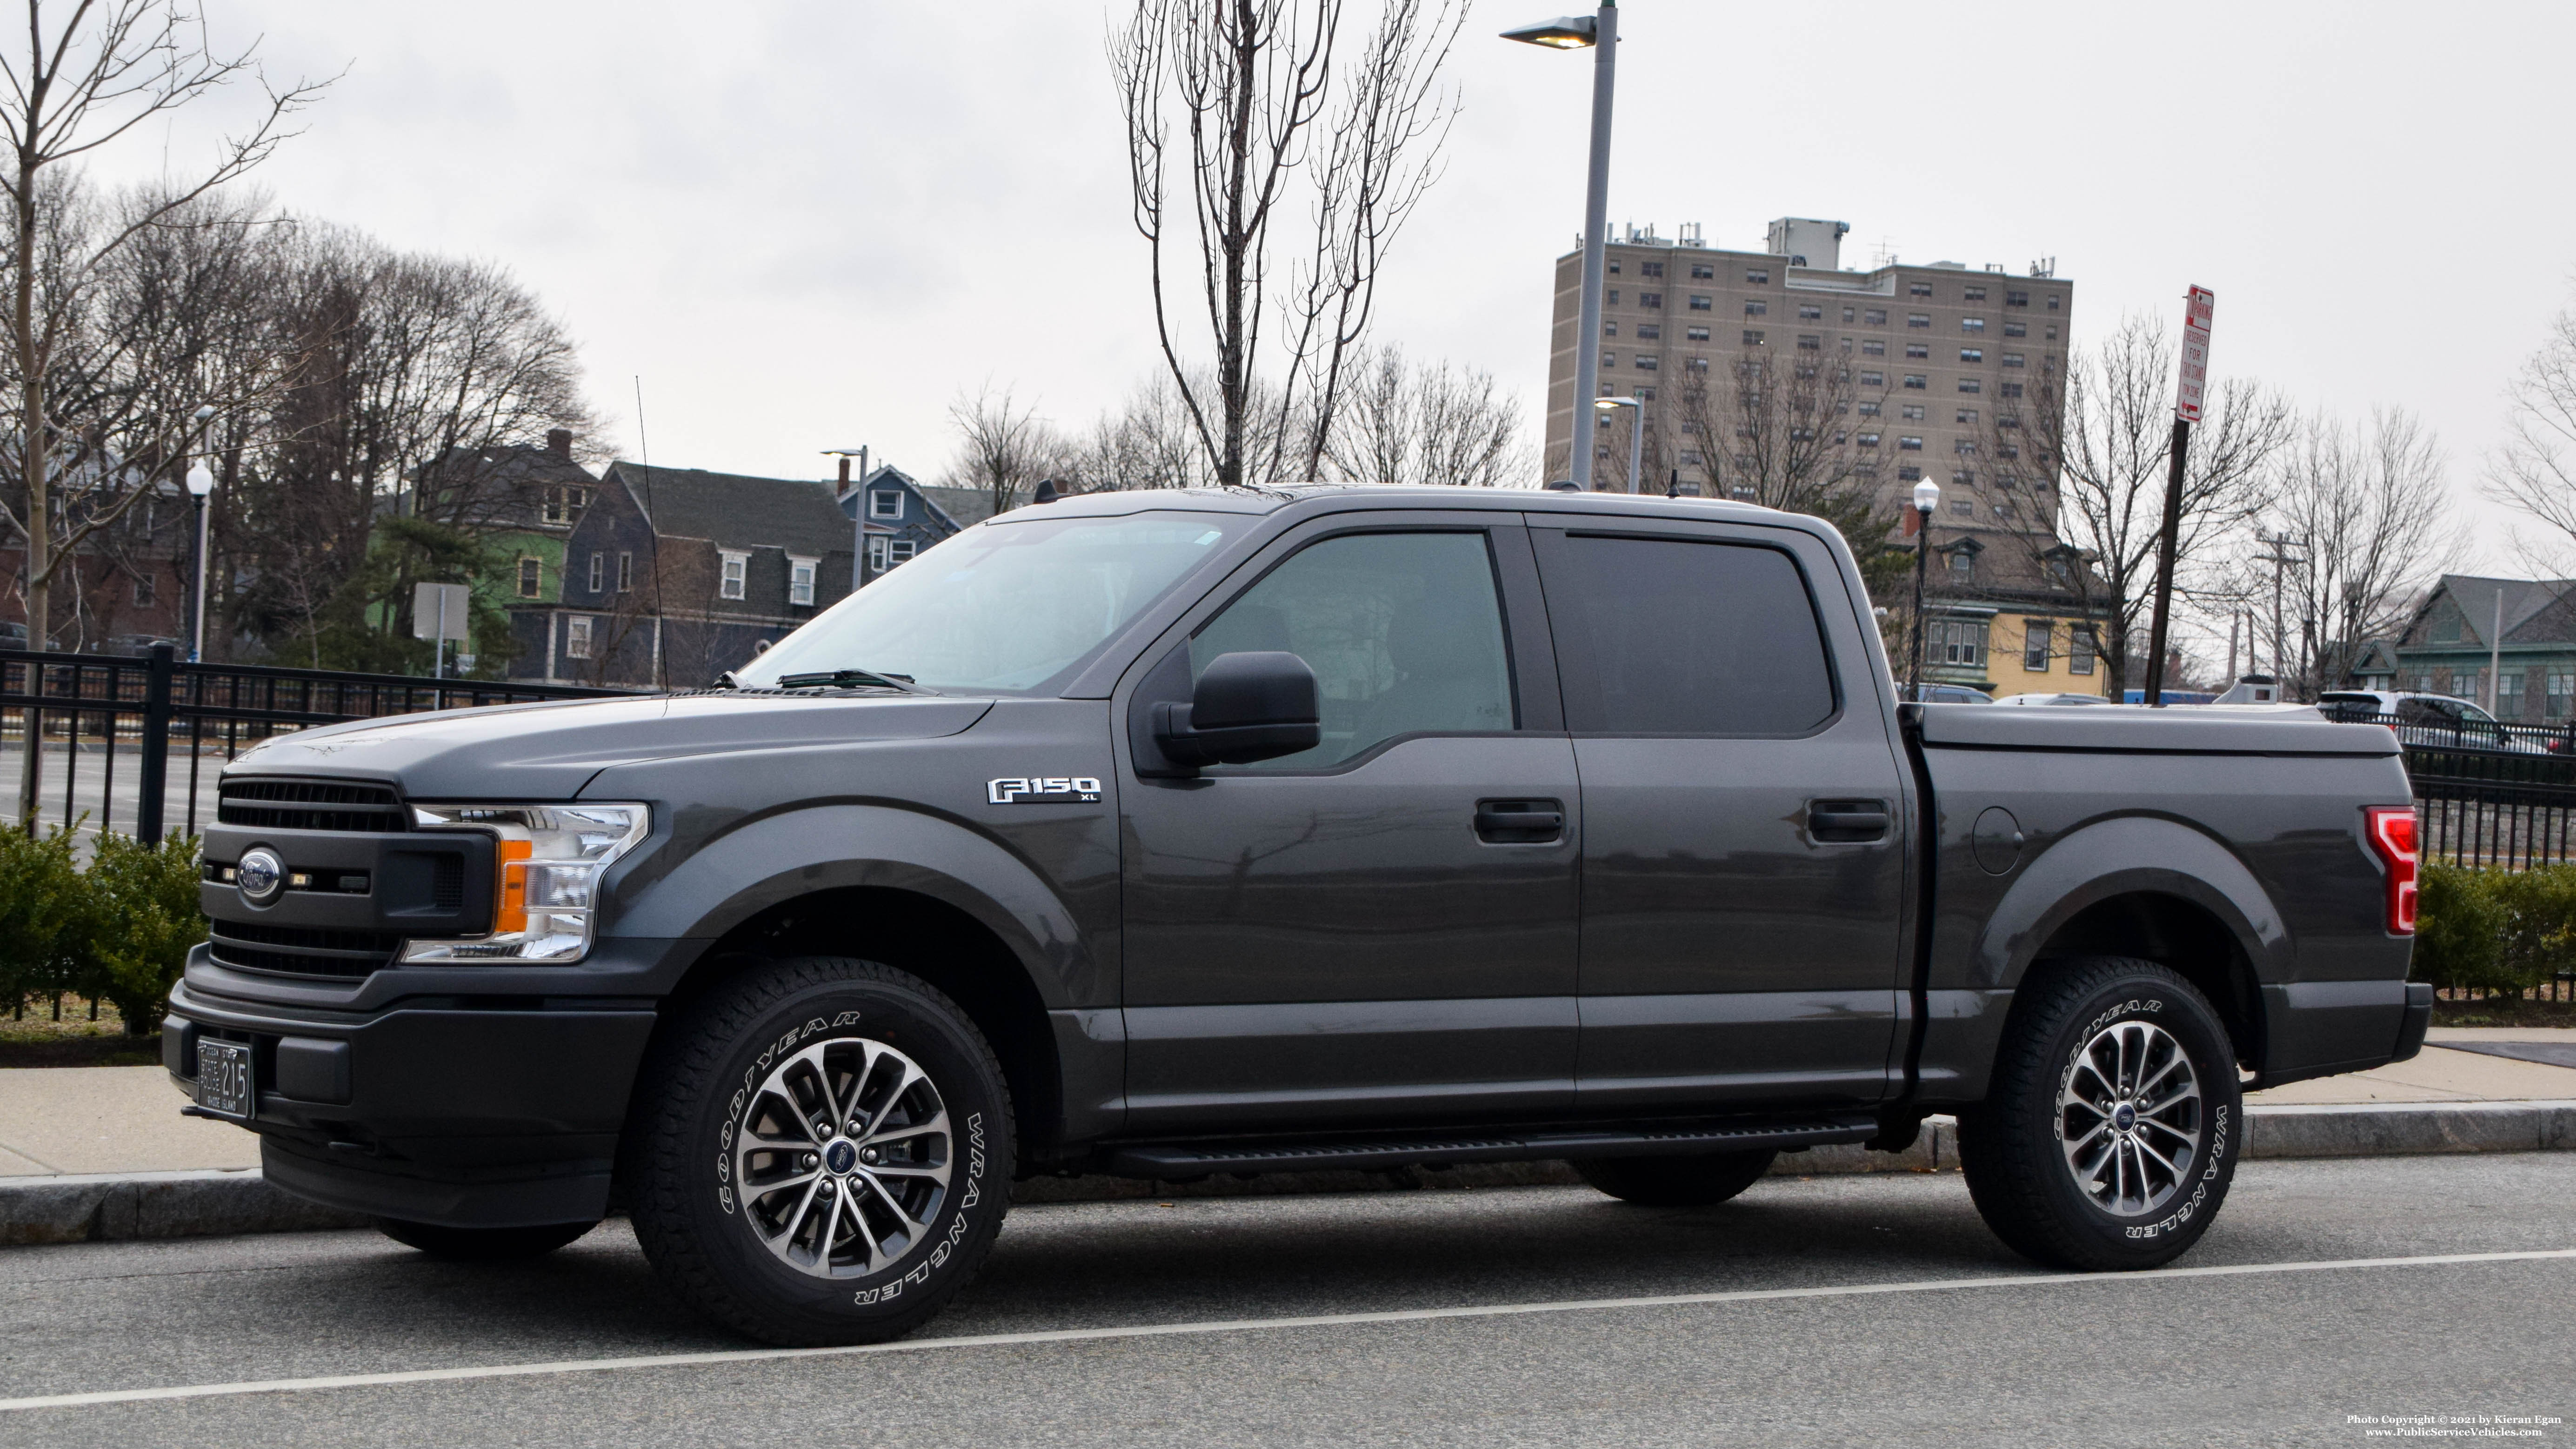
[399,803,650,963]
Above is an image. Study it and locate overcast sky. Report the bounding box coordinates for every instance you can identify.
[92,0,2576,579]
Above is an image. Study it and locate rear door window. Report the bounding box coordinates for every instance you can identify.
[1537,533,1836,735]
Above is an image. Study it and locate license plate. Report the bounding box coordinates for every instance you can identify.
[196,1038,255,1121]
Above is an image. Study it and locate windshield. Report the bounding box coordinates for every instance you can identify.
[733,510,1248,694]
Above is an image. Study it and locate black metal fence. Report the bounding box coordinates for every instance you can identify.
[0,644,624,842]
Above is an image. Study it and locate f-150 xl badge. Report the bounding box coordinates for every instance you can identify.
[987,776,1102,805]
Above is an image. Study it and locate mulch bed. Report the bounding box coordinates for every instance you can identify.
[0,1033,164,1068]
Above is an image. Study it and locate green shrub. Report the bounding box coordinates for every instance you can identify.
[80,832,205,1035]
[2414,862,2576,995]
[0,822,92,1016]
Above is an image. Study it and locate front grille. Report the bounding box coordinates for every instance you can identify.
[219,778,408,834]
[207,920,405,980]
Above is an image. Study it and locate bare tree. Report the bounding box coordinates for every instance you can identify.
[1111,0,1461,488]
[941,385,1060,516]
[1319,345,1529,487]
[2018,311,2292,691]
[1676,347,1906,596]
[0,0,325,819]
[2487,297,2576,568]
[2233,407,2458,698]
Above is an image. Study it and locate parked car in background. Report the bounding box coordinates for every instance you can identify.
[2316,691,2549,754]
[1910,683,1992,704]
[1995,691,2114,707]
[0,621,26,649]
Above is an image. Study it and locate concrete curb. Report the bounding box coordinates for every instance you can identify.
[7,1101,2572,1245]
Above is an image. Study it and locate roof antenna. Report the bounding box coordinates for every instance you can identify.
[1666,468,1680,499]
[1031,478,1061,505]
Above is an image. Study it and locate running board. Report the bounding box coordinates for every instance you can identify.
[1101,1115,1878,1179]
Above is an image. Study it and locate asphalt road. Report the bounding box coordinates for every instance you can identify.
[2,1155,2572,1447]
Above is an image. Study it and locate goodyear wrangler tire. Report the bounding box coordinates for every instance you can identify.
[1958,956,2242,1272]
[623,956,1013,1346]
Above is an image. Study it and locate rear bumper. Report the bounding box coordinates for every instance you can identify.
[164,938,692,1228]
[2255,977,2434,1090]
[2390,981,2436,1064]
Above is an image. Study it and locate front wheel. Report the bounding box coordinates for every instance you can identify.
[1958,957,2243,1271]
[621,956,1014,1346]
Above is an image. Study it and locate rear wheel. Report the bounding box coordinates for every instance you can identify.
[1575,1149,1777,1207]
[376,1218,596,1261]
[1958,956,2242,1270]
[622,956,1014,1346]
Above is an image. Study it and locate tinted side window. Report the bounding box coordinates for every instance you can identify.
[1189,531,1515,768]
[1541,534,1835,734]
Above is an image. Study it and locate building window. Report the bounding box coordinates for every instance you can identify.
[1689,294,1712,311]
[2451,669,2482,702]
[2000,381,2026,400]
[1906,343,1931,360]
[516,556,542,599]
[1842,306,1857,322]
[2004,320,2028,338]
[1858,432,1881,448]
[1743,330,1765,346]
[1640,260,1664,278]
[1839,336,1854,352]
[1797,334,1821,350]
[890,539,917,564]
[2549,674,2576,718]
[867,536,890,573]
[1640,292,1662,309]
[788,554,818,607]
[2047,294,2062,311]
[1902,403,1926,421]
[1797,304,1823,320]
[2498,672,2526,720]
[1746,268,1769,285]
[1964,286,1987,302]
[1910,282,1934,297]
[2069,626,2096,674]
[542,487,587,526]
[2002,353,2026,368]
[1958,378,1983,394]
[1903,374,1927,390]
[1956,408,1979,425]
[132,572,156,607]
[1686,326,1710,341]
[1859,371,1885,387]
[1634,386,1655,400]
[2024,621,2053,671]
[1947,549,1974,574]
[565,615,593,660]
[2005,289,2030,307]
[1857,400,1881,416]
[1862,339,1886,357]
[1744,300,1767,316]
[1909,314,1931,329]
[1602,321,1617,337]
[1636,322,1660,340]
[1684,356,1709,371]
[1864,308,1888,326]
[1899,436,1924,451]
[1925,616,1987,667]
[1954,468,1977,487]
[719,549,748,600]
[1956,439,1979,455]
[869,489,902,520]
[1633,354,1657,371]
[1607,289,1620,305]
[618,552,634,591]
[1962,318,1986,334]
[1679,449,1703,466]
[1607,258,1622,274]
[1950,499,1974,516]
[1690,262,1714,279]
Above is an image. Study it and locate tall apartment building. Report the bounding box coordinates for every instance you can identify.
[1543,218,2099,696]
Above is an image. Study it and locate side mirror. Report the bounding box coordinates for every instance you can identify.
[1153,651,1321,767]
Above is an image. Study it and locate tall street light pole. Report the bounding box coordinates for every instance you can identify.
[1594,395,1642,494]
[1504,5,1616,488]
[1907,479,1942,700]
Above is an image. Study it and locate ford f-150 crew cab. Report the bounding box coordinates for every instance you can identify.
[168,484,2432,1345]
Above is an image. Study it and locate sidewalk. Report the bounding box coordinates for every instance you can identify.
[3,1030,2572,1242]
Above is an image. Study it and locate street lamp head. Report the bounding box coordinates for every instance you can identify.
[1913,479,1941,514]
[185,463,215,498]
[1500,14,1596,47]
[1593,395,1634,411]
[191,404,216,423]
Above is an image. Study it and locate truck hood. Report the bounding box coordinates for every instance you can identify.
[224,692,995,800]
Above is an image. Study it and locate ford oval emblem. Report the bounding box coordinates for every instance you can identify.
[236,848,286,905]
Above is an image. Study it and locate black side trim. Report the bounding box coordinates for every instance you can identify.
[2391,981,2435,1064]
[1101,1114,1875,1177]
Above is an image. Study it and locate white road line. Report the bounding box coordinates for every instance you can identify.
[7,1247,2571,1413]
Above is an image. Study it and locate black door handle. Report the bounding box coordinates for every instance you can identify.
[1809,799,1891,842]
[1475,800,1565,843]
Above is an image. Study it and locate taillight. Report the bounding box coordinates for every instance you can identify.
[2364,806,2417,935]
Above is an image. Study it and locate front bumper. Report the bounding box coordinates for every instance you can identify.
[165,936,699,1228]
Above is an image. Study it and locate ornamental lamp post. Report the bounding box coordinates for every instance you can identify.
[1503,4,1617,490]
[184,461,215,664]
[1908,477,1941,699]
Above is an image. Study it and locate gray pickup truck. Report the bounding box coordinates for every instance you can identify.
[168,485,2429,1346]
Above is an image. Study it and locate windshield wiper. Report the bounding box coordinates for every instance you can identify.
[773,667,925,694]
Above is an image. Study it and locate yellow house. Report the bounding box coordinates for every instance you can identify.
[1917,535,2115,699]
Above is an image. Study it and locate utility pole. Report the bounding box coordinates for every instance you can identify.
[2488,589,2504,716]
[2142,286,2215,708]
[2255,527,2308,699]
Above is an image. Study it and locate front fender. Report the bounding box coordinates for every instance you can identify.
[611,803,1097,1012]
